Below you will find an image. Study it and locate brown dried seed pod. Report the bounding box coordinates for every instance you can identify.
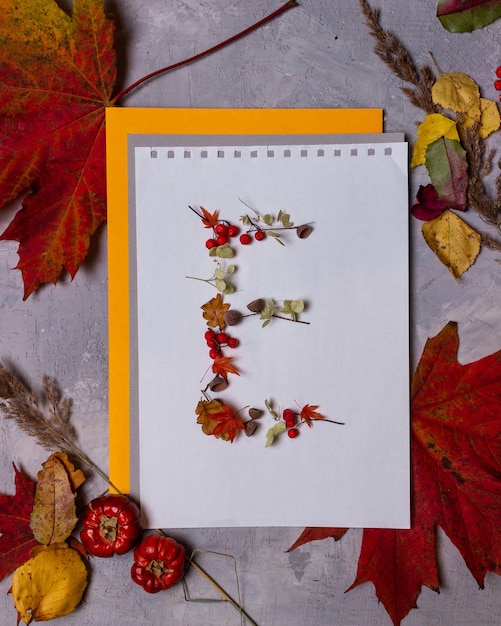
[296,224,313,239]
[208,375,228,393]
[245,421,258,437]
[248,407,264,420]
[247,298,265,313]
[224,310,243,326]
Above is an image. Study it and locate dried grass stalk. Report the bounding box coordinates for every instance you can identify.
[360,0,501,232]
[358,0,438,114]
[0,364,118,491]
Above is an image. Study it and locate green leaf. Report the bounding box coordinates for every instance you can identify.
[437,0,501,33]
[223,284,235,294]
[425,137,468,210]
[215,279,227,292]
[268,231,285,245]
[226,265,236,274]
[290,300,305,313]
[263,213,274,225]
[216,244,234,258]
[265,421,286,447]
[214,268,225,280]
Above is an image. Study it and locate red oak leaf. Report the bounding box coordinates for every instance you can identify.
[299,404,325,427]
[0,464,39,581]
[290,322,501,625]
[0,0,116,298]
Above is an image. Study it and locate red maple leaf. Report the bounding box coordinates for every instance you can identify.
[289,322,501,625]
[210,403,246,443]
[0,0,116,298]
[199,206,220,229]
[299,404,324,427]
[212,355,240,379]
[0,464,39,581]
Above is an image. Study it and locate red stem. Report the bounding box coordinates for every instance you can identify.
[112,1,298,105]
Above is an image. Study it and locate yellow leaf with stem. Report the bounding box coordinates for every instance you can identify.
[11,544,87,624]
[422,210,481,278]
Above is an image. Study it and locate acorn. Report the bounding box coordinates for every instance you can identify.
[207,375,228,393]
[224,310,243,326]
[245,421,258,437]
[247,298,265,313]
[296,224,313,239]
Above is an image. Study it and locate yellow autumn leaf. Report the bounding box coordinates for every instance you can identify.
[30,453,84,545]
[478,98,501,138]
[11,545,87,624]
[422,210,481,278]
[432,72,481,120]
[411,113,460,167]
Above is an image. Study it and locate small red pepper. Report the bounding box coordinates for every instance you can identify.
[131,534,186,593]
[80,494,142,557]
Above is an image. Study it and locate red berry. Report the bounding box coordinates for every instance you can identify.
[255,230,266,241]
[216,332,229,344]
[496,66,501,78]
[206,239,217,249]
[495,79,501,91]
[216,234,228,246]
[239,233,252,245]
[214,223,229,236]
[288,428,299,439]
[205,330,216,341]
[206,338,217,348]
[227,337,239,348]
[209,347,220,359]
[228,224,240,237]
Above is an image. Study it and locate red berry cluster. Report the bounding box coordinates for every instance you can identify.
[206,222,241,249]
[495,66,501,96]
[283,408,299,439]
[239,228,266,245]
[205,328,239,360]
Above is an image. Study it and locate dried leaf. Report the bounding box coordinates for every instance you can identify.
[425,137,468,210]
[212,355,240,379]
[431,72,480,118]
[422,210,481,278]
[199,206,219,228]
[11,544,87,624]
[0,465,39,581]
[477,98,501,138]
[195,399,245,442]
[30,453,85,546]
[265,421,286,447]
[411,113,460,167]
[201,294,230,329]
[411,184,448,221]
[437,0,501,32]
[0,0,117,298]
[300,404,325,428]
[288,527,348,552]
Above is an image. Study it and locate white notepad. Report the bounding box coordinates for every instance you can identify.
[127,134,410,529]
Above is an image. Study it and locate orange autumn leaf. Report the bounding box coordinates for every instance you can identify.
[196,399,245,442]
[212,355,240,379]
[200,206,220,229]
[0,0,117,298]
[300,404,325,427]
[201,294,230,329]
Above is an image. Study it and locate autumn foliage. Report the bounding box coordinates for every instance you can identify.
[0,0,117,298]
[290,322,501,625]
